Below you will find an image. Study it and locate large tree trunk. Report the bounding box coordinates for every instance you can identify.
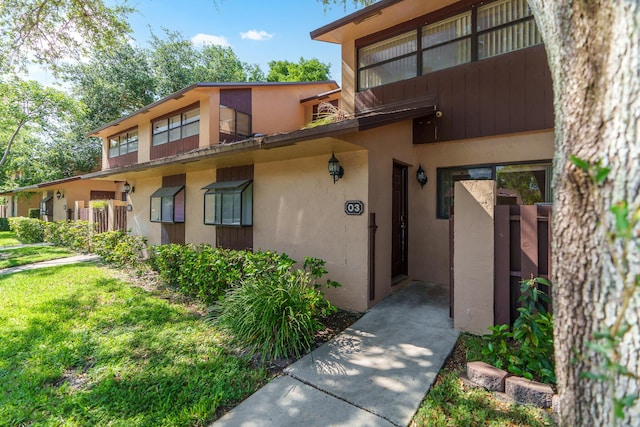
[528,1,640,425]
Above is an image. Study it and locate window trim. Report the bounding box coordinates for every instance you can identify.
[436,160,552,219]
[108,127,138,158]
[40,195,53,216]
[202,179,253,227]
[152,103,200,147]
[219,105,252,139]
[150,186,185,223]
[356,0,541,91]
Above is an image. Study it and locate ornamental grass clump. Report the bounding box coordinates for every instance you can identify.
[211,256,340,361]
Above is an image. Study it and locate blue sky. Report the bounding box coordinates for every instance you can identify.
[32,0,363,87]
[125,0,362,83]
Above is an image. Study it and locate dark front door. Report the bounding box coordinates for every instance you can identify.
[392,162,408,279]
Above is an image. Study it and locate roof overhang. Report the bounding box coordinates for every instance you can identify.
[311,0,460,44]
[88,81,339,138]
[82,100,437,182]
[0,176,83,196]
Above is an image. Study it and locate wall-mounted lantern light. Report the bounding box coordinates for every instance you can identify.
[124,182,135,194]
[328,152,344,184]
[416,164,428,188]
[56,190,64,200]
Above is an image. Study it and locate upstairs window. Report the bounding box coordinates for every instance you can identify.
[357,0,542,90]
[219,106,251,139]
[152,106,200,146]
[477,0,542,59]
[150,186,185,223]
[422,12,472,73]
[108,129,138,158]
[202,180,253,226]
[358,31,417,91]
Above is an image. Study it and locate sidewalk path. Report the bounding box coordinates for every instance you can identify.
[213,282,459,427]
[0,253,100,275]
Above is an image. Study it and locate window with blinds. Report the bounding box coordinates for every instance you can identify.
[422,12,472,74]
[358,31,417,91]
[356,0,543,91]
[477,0,542,59]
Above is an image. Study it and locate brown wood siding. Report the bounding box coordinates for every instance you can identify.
[215,165,254,251]
[150,134,199,160]
[356,45,553,142]
[220,89,252,114]
[107,151,137,169]
[161,174,186,245]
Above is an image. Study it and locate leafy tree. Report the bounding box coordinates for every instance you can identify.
[62,42,156,130]
[0,0,133,73]
[266,57,331,82]
[0,78,77,171]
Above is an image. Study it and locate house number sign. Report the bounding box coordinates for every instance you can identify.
[344,200,364,215]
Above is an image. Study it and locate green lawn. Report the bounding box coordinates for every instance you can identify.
[0,246,75,269]
[0,231,21,247]
[0,265,267,426]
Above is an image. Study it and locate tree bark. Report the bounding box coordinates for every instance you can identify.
[528,1,640,425]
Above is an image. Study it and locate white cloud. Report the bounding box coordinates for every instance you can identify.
[240,30,273,41]
[191,33,230,47]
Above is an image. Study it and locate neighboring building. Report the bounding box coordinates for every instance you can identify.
[0,0,555,333]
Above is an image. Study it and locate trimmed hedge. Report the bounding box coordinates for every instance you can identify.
[0,218,9,232]
[91,230,147,267]
[8,217,45,243]
[28,208,40,219]
[44,221,93,251]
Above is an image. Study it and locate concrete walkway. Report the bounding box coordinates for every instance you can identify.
[213,282,460,427]
[0,253,100,275]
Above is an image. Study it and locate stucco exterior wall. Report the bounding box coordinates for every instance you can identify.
[253,151,370,312]
[252,84,337,135]
[11,193,39,217]
[126,176,162,246]
[346,122,415,306]
[50,180,120,222]
[185,169,216,245]
[410,130,555,285]
[453,180,496,335]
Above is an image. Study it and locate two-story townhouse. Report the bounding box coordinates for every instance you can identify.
[306,0,554,331]
[2,0,554,332]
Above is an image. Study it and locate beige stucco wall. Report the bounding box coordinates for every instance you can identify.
[10,193,39,217]
[50,180,120,222]
[253,150,370,312]
[185,169,216,245]
[345,122,415,306]
[126,176,162,246]
[453,180,496,335]
[410,130,555,285]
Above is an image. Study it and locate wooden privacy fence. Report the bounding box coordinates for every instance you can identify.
[78,203,127,233]
[494,204,552,326]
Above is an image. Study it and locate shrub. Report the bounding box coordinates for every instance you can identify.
[44,221,93,251]
[91,230,147,267]
[150,244,245,304]
[0,218,9,231]
[211,256,340,361]
[28,208,40,219]
[8,217,45,243]
[474,277,555,384]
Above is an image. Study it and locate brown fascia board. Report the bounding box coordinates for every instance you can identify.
[300,88,342,104]
[310,0,403,42]
[87,80,339,136]
[0,176,83,195]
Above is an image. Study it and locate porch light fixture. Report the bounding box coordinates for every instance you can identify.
[416,164,428,188]
[328,152,344,184]
[124,182,135,194]
[56,190,64,200]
